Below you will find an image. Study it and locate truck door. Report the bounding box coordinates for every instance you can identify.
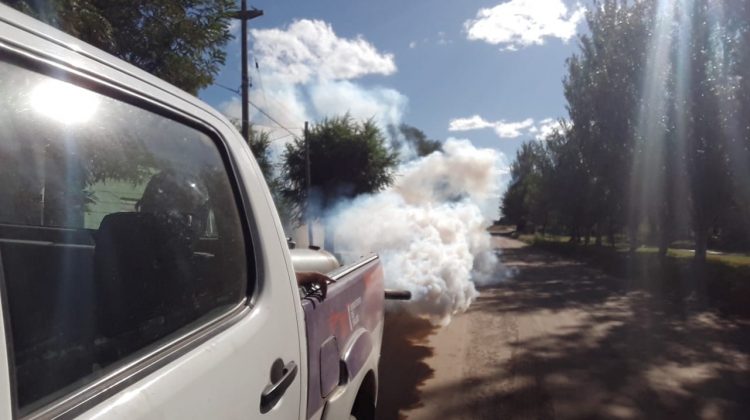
[0,32,304,420]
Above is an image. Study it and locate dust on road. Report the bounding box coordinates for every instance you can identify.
[377,236,750,419]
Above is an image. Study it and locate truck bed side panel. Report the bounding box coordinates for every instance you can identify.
[301,257,384,419]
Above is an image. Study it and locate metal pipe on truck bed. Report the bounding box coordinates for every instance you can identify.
[384,289,412,300]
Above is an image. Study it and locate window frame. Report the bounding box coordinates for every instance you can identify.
[0,39,261,420]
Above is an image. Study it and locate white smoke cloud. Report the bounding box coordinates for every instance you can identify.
[220,81,310,143]
[464,0,585,51]
[309,80,407,130]
[330,139,507,325]
[394,138,504,220]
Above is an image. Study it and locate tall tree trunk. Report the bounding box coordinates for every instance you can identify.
[658,221,670,258]
[628,222,638,253]
[569,225,579,243]
[694,227,708,263]
[658,234,669,258]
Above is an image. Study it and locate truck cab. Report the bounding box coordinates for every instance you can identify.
[0,5,383,419]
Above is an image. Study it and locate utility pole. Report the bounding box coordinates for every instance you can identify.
[305,121,313,246]
[231,0,263,141]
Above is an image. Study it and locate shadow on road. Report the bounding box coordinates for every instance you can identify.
[376,312,437,420]
[400,243,750,419]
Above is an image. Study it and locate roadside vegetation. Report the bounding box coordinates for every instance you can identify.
[500,0,750,264]
[5,0,237,94]
[513,232,750,318]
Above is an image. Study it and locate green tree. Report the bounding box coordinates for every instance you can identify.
[232,120,273,181]
[500,141,547,232]
[5,0,234,94]
[501,0,750,261]
[247,129,273,181]
[564,0,652,246]
[229,120,298,231]
[281,115,398,249]
[681,0,733,262]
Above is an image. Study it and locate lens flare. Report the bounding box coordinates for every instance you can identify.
[30,78,100,124]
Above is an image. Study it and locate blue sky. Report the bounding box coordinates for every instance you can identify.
[199,0,586,163]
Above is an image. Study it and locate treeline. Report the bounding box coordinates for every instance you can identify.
[501,0,750,262]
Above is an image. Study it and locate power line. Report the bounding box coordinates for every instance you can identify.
[247,98,301,140]
[215,83,239,95]
[269,132,294,143]
[214,79,302,140]
[253,123,303,131]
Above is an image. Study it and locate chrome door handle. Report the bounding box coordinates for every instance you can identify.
[260,360,298,414]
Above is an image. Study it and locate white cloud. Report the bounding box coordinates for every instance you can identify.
[250,19,396,85]
[449,115,535,139]
[227,20,240,38]
[436,31,452,46]
[220,19,406,147]
[529,118,561,140]
[409,41,417,49]
[493,118,534,138]
[449,115,564,140]
[449,115,496,131]
[464,0,585,51]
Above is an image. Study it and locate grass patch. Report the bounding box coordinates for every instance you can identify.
[524,234,750,268]
[527,237,750,319]
[518,233,571,245]
[630,246,750,267]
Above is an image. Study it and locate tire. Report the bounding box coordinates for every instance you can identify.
[350,390,375,420]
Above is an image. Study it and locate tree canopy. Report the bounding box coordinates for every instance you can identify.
[5,0,234,94]
[281,115,398,225]
[231,120,273,181]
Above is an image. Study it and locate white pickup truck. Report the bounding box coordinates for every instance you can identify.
[0,5,405,419]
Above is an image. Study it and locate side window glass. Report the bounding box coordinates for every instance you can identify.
[0,60,250,414]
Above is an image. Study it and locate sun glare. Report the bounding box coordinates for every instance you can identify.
[30,78,100,124]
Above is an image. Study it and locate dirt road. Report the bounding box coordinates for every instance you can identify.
[377,237,750,419]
